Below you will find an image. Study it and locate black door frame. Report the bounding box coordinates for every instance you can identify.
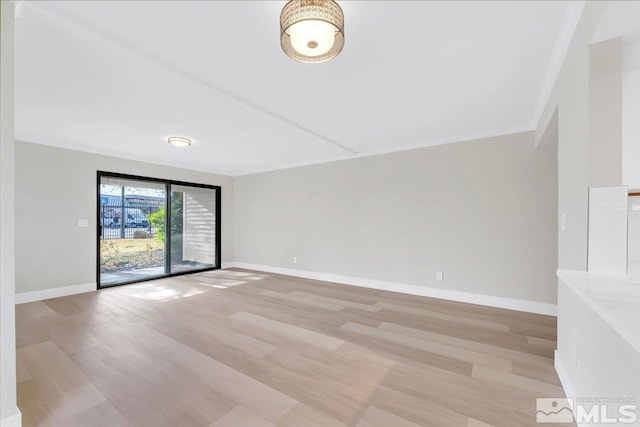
[96,171,222,289]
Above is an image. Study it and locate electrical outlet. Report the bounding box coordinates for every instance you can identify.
[561,213,567,231]
[436,272,443,281]
[293,256,298,264]
[78,219,89,228]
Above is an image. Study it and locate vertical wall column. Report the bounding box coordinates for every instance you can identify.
[0,1,21,426]
[623,40,640,189]
[588,37,623,187]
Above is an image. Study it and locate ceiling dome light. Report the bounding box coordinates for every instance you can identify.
[167,136,191,147]
[280,0,344,63]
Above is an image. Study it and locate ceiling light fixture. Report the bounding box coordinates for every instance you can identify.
[280,0,344,63]
[167,136,192,147]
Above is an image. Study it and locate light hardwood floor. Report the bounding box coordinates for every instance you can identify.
[16,269,570,427]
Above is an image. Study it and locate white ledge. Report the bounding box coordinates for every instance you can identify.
[557,269,640,355]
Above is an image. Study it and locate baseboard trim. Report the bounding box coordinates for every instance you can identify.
[554,351,587,427]
[228,262,558,316]
[554,350,576,399]
[15,282,96,304]
[0,411,22,427]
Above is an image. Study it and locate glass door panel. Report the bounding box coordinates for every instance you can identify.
[99,176,166,287]
[169,184,218,274]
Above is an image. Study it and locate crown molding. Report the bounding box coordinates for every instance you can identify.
[531,1,586,132]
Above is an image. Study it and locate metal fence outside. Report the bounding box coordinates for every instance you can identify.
[100,202,162,240]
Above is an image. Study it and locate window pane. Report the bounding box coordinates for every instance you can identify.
[170,184,217,274]
[99,177,166,286]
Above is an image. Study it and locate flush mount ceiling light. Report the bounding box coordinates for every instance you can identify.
[167,136,192,147]
[280,0,344,63]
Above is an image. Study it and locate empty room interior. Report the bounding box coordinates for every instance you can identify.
[2,1,640,426]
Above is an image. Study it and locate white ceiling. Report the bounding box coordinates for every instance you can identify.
[15,1,570,176]
[593,1,640,44]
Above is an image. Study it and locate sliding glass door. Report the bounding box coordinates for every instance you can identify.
[97,172,220,288]
[99,175,167,286]
[169,185,218,274]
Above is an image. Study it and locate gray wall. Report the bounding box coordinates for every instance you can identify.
[589,37,623,187]
[535,2,608,271]
[235,131,559,304]
[15,141,234,293]
[533,113,559,302]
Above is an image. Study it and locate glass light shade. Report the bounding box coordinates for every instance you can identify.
[167,137,191,147]
[289,19,336,56]
[280,0,344,63]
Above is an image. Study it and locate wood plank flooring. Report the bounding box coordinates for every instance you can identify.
[15,268,570,427]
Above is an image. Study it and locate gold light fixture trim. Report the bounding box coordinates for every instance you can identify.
[167,136,192,147]
[280,0,344,63]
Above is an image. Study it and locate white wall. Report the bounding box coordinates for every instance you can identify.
[235,130,558,305]
[0,2,21,426]
[587,186,628,275]
[623,40,640,190]
[14,141,233,294]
